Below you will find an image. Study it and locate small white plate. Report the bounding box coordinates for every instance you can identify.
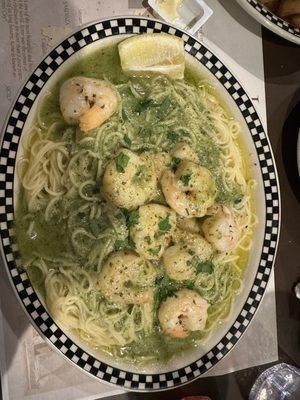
[148,0,213,33]
[235,0,300,45]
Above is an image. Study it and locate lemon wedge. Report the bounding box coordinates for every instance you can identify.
[118,33,185,79]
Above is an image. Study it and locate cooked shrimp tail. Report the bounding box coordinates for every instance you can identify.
[60,77,118,132]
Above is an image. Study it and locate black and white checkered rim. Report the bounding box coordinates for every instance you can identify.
[245,0,300,39]
[0,17,280,391]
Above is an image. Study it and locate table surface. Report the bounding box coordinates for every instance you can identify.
[102,27,300,400]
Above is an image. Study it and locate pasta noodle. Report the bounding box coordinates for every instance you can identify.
[15,45,256,363]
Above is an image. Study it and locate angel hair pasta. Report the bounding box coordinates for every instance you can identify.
[15,36,256,364]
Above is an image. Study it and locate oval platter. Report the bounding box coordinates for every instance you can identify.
[0,17,280,391]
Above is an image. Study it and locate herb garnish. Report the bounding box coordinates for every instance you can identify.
[136,99,154,113]
[77,212,85,220]
[157,97,171,118]
[180,174,191,186]
[115,210,125,222]
[149,245,162,256]
[158,215,171,233]
[167,131,179,143]
[124,134,132,146]
[154,275,177,303]
[132,165,147,185]
[171,156,181,171]
[120,209,140,229]
[127,304,134,314]
[127,210,139,228]
[121,109,128,122]
[145,235,152,245]
[187,258,214,274]
[115,152,130,173]
[114,239,125,251]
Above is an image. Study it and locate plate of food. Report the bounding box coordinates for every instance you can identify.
[235,0,300,44]
[0,17,280,390]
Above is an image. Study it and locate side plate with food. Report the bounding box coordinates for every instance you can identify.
[236,0,300,44]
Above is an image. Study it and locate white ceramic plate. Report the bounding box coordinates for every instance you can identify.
[0,17,280,391]
[236,0,300,45]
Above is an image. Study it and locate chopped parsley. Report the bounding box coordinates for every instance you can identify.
[156,284,176,303]
[136,99,154,113]
[77,212,85,220]
[188,258,214,274]
[121,109,128,122]
[196,260,214,274]
[127,304,134,314]
[157,97,171,118]
[120,209,140,229]
[154,274,164,285]
[154,275,178,303]
[115,152,130,173]
[154,275,196,306]
[127,210,139,228]
[171,156,181,171]
[185,280,195,290]
[124,134,132,146]
[115,210,125,222]
[136,97,171,117]
[167,131,179,143]
[114,239,125,251]
[158,215,172,233]
[180,174,191,186]
[145,235,152,245]
[149,245,162,256]
[132,165,147,185]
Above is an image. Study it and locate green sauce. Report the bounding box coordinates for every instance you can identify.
[16,208,72,262]
[40,44,127,128]
[15,42,251,363]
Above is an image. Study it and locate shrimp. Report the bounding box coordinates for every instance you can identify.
[59,77,118,132]
[102,149,157,210]
[202,205,239,252]
[171,142,198,163]
[158,289,209,338]
[173,229,213,258]
[177,216,201,234]
[161,159,216,218]
[162,245,196,281]
[163,231,213,281]
[130,204,176,260]
[97,250,156,305]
